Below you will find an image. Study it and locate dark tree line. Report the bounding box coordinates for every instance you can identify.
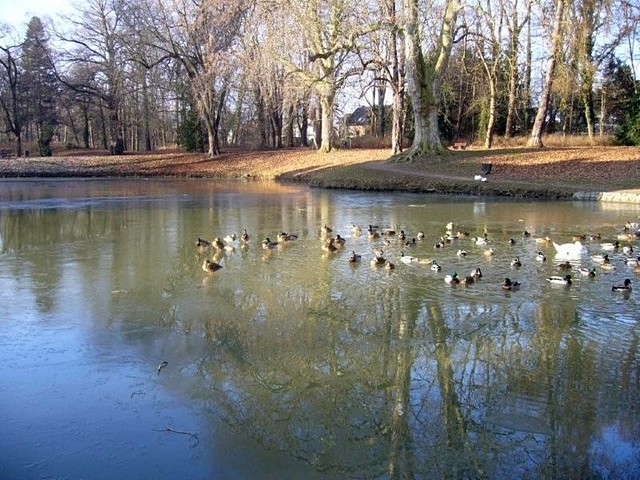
[1,0,639,159]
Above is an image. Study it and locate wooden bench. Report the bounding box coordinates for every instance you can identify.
[452,141,468,150]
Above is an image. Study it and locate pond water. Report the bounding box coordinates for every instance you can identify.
[1,178,639,479]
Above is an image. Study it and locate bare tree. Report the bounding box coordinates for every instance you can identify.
[0,39,24,156]
[528,0,566,148]
[136,0,252,157]
[402,0,462,157]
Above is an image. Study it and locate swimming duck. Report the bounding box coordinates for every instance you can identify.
[580,267,597,277]
[553,241,587,259]
[457,249,467,257]
[522,230,531,238]
[212,237,226,250]
[510,257,522,267]
[333,234,346,246]
[373,247,384,258]
[483,248,495,257]
[612,278,632,292]
[417,231,425,240]
[445,222,454,232]
[622,245,634,255]
[508,238,516,245]
[202,259,223,273]
[368,230,380,240]
[223,233,237,243]
[470,267,483,278]
[321,224,333,235]
[547,274,572,285]
[536,251,547,262]
[398,230,406,241]
[573,234,587,242]
[556,261,572,271]
[351,224,362,235]
[625,256,640,267]
[384,260,395,270]
[196,237,211,248]
[240,229,250,242]
[400,252,431,265]
[600,241,620,251]
[322,237,338,252]
[381,229,396,236]
[461,268,482,284]
[262,237,279,249]
[348,251,362,263]
[370,255,386,267]
[430,261,442,272]
[405,238,417,247]
[474,235,489,246]
[457,231,469,239]
[536,236,552,245]
[434,240,445,249]
[502,277,520,291]
[591,253,610,264]
[278,232,298,242]
[444,272,460,284]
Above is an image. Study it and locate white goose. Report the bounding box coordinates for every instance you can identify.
[553,241,587,260]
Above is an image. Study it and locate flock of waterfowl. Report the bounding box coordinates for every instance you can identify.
[196,220,640,295]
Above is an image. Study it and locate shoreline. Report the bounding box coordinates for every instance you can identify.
[1,146,640,203]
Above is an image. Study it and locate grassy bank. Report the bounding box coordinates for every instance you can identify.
[0,144,639,199]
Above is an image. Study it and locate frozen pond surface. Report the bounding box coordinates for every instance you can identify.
[1,178,639,479]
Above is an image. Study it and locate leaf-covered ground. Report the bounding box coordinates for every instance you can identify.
[0,146,638,198]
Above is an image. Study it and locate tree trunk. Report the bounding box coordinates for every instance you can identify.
[528,0,565,148]
[319,91,335,152]
[484,79,496,149]
[403,0,460,157]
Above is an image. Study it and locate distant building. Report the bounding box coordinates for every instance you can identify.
[345,106,372,138]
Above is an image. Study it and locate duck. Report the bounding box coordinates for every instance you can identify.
[470,267,483,278]
[573,234,587,242]
[600,241,620,251]
[553,241,587,259]
[405,238,417,247]
[370,255,386,267]
[351,224,362,235]
[400,251,432,265]
[547,274,573,285]
[398,230,406,241]
[278,232,298,242]
[580,267,597,277]
[625,256,640,267]
[373,247,384,258]
[474,235,489,246]
[434,240,445,249]
[522,230,531,238]
[430,261,442,272]
[417,231,425,240]
[502,277,520,291]
[384,260,396,270]
[348,251,362,263]
[508,238,516,245]
[444,272,460,284]
[333,234,347,246]
[591,253,610,264]
[461,268,482,284]
[555,261,572,271]
[536,251,547,262]
[223,233,237,243]
[212,237,226,250]
[196,237,211,248]
[445,222,455,232]
[510,257,522,267]
[322,237,338,252]
[535,236,552,245]
[622,245,634,255]
[457,249,467,257]
[262,237,279,249]
[381,228,396,236]
[483,248,495,257]
[368,229,380,240]
[240,229,250,243]
[202,259,223,273]
[612,278,632,292]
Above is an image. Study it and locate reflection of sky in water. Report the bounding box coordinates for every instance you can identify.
[590,424,640,478]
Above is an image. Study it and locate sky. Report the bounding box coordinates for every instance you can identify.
[0,0,72,32]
